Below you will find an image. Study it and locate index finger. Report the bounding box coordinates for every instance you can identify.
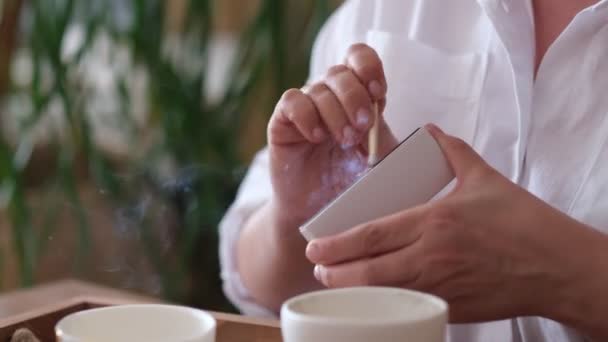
[306,204,427,265]
[344,43,387,101]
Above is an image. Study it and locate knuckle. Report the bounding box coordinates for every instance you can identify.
[289,108,318,128]
[347,43,374,57]
[307,82,331,98]
[346,44,383,75]
[361,224,386,251]
[357,63,383,80]
[427,204,459,230]
[267,119,279,134]
[286,107,305,122]
[437,203,459,221]
[426,219,455,240]
[267,123,281,144]
[300,84,312,93]
[281,88,304,103]
[280,89,311,119]
[309,83,334,102]
[326,64,349,78]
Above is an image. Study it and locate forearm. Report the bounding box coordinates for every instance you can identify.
[237,201,321,313]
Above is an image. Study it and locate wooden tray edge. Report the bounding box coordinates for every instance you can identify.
[0,295,154,329]
[0,297,280,329]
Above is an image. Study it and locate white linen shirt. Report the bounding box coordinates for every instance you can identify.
[219,0,608,340]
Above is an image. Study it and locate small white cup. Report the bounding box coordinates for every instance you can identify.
[281,287,448,342]
[55,304,216,342]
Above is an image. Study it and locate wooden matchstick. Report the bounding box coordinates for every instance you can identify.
[367,102,379,166]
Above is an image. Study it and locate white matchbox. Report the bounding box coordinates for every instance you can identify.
[300,127,455,241]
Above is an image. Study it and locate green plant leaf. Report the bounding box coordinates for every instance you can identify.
[2,0,338,308]
[0,139,34,286]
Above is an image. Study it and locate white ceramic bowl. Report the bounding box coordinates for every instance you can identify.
[55,304,216,342]
[281,287,448,342]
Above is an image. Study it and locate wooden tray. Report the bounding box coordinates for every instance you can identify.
[0,297,282,342]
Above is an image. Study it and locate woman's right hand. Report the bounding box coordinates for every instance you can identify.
[267,44,398,234]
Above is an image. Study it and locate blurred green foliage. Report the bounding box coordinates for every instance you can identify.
[0,0,335,311]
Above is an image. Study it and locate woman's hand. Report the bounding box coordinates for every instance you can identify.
[237,43,399,313]
[267,44,398,234]
[305,124,608,327]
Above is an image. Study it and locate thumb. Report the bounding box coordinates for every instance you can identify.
[425,124,486,178]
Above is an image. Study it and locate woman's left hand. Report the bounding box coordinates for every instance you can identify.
[305,124,608,323]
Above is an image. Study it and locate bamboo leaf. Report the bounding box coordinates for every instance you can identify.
[57,148,91,273]
[0,139,34,286]
[2,0,338,307]
[0,242,4,290]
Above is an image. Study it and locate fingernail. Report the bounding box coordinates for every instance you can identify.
[313,127,326,141]
[342,126,357,148]
[306,242,319,260]
[313,265,323,282]
[313,265,324,283]
[368,80,384,100]
[356,108,371,129]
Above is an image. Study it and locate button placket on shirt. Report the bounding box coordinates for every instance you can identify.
[476,0,535,183]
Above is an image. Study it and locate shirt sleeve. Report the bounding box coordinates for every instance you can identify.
[218,148,277,317]
[218,1,361,316]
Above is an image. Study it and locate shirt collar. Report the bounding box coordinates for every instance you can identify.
[474,0,536,84]
[590,0,608,11]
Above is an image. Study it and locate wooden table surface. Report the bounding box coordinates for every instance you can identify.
[0,279,282,341]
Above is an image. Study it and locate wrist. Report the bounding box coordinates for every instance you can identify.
[543,222,608,339]
[266,199,309,242]
[237,199,317,312]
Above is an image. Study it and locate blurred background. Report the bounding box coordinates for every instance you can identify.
[0,0,341,312]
